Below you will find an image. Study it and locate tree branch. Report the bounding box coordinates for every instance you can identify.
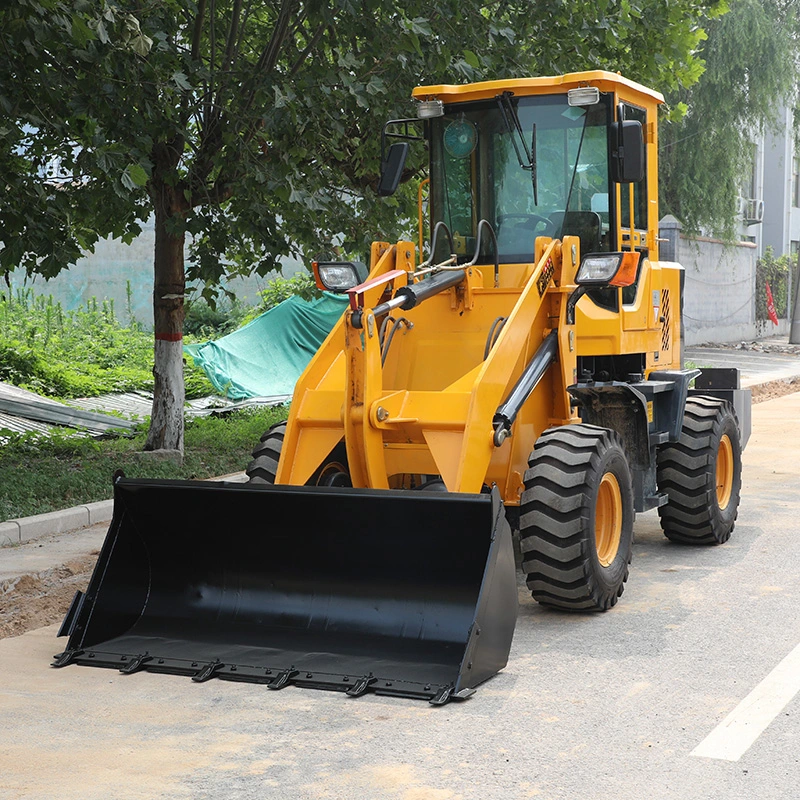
[220,0,243,76]
[289,23,326,77]
[203,0,217,133]
[238,0,295,122]
[191,0,207,61]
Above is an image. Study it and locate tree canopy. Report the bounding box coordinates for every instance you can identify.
[659,0,800,238]
[1,0,723,449]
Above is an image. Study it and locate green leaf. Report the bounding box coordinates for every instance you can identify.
[71,15,93,47]
[172,71,191,91]
[409,18,433,36]
[463,50,480,68]
[95,19,109,44]
[123,163,148,188]
[131,34,153,57]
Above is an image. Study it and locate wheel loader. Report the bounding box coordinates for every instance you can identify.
[55,71,750,705]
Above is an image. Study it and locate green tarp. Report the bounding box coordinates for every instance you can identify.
[185,293,348,400]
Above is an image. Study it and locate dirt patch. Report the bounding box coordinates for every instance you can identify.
[0,554,96,639]
[751,376,800,404]
[696,339,800,356]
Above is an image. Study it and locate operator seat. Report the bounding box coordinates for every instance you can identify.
[548,211,603,257]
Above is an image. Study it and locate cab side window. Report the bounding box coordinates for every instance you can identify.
[619,103,647,305]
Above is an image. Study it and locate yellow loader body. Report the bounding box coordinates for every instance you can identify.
[55,71,746,705]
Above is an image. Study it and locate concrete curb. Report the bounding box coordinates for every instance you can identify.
[0,472,247,548]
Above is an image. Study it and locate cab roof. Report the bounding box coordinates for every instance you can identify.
[412,70,664,107]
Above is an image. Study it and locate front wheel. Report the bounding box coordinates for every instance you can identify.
[246,421,351,487]
[519,424,635,611]
[656,396,742,544]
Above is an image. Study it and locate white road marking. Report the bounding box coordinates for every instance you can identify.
[692,640,800,762]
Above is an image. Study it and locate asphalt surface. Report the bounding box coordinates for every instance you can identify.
[684,340,800,387]
[2,391,800,799]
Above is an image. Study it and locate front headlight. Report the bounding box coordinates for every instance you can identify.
[575,251,640,287]
[312,261,362,292]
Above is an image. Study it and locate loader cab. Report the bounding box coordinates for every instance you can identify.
[428,92,615,264]
[411,74,656,306]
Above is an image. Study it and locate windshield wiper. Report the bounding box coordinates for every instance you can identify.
[496,92,538,205]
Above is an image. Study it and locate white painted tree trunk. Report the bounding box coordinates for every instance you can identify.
[145,177,187,453]
[146,338,185,452]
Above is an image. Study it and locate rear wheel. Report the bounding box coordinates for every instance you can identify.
[656,396,741,544]
[519,424,634,611]
[246,422,351,487]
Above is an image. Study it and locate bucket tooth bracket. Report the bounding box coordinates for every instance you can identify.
[52,648,85,668]
[429,685,455,706]
[119,653,153,675]
[267,667,298,690]
[346,675,378,697]
[192,659,225,683]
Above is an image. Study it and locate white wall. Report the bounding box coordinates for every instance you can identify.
[661,218,790,344]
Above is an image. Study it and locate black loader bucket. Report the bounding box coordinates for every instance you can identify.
[55,478,517,705]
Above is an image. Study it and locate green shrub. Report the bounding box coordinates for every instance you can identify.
[257,271,318,311]
[183,295,249,337]
[755,247,794,330]
[0,286,215,399]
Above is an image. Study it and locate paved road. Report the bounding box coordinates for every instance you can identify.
[2,393,800,799]
[685,340,800,387]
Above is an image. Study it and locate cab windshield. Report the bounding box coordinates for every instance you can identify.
[429,94,613,263]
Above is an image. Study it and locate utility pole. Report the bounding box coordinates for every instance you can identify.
[791,260,800,343]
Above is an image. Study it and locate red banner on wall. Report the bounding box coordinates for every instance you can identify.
[765,281,780,326]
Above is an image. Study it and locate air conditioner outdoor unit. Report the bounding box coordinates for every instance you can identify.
[740,197,764,225]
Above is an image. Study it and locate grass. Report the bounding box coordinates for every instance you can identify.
[0,405,288,520]
[0,281,325,521]
[0,286,215,399]
[0,277,317,401]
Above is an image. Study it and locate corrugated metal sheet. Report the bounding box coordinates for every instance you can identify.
[0,383,289,444]
[185,395,291,416]
[70,392,154,418]
[0,382,79,442]
[71,392,290,417]
[0,396,137,433]
[0,411,58,437]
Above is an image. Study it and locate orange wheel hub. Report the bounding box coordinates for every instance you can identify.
[595,472,622,567]
[716,434,734,510]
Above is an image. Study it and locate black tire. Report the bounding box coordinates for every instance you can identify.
[656,396,741,544]
[246,421,287,483]
[519,424,635,611]
[246,422,351,487]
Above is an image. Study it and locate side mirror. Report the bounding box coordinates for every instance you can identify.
[377,142,409,197]
[610,120,644,184]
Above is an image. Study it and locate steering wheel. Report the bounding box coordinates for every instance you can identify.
[497,213,552,235]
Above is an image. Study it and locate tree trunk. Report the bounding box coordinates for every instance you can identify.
[145,182,187,452]
[791,260,800,344]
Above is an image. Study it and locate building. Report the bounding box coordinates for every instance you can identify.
[761,103,800,260]
[661,102,798,345]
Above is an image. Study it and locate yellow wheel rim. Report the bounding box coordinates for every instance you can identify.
[716,434,734,510]
[595,472,622,567]
[316,461,349,487]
